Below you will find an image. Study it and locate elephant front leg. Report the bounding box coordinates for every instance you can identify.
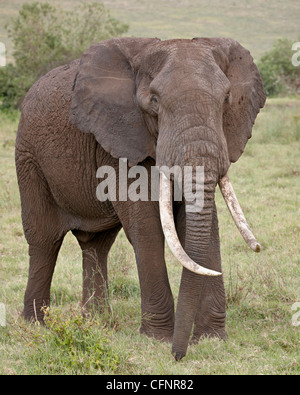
[137,248,175,342]
[191,276,227,342]
[134,225,175,341]
[136,240,175,342]
[116,201,175,342]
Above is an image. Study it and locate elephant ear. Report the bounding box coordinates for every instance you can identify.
[70,38,157,166]
[198,38,266,163]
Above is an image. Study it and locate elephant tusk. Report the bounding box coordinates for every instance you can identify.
[218,174,261,253]
[159,172,222,276]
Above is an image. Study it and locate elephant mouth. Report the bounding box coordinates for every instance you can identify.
[159,171,260,276]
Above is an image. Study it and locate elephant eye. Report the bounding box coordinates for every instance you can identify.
[224,92,231,104]
[151,95,158,104]
[150,95,159,115]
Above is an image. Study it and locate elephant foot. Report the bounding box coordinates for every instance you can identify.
[22,299,50,324]
[140,326,173,343]
[81,297,112,318]
[139,304,174,342]
[140,316,174,343]
[191,329,228,344]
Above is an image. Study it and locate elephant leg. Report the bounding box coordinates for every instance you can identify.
[73,227,121,314]
[17,158,67,322]
[136,232,175,342]
[23,241,64,322]
[191,277,227,342]
[114,200,174,342]
[192,205,227,342]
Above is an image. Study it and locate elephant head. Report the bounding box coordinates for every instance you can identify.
[70,37,266,358]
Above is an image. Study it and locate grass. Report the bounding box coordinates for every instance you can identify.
[1,0,300,375]
[0,97,299,375]
[1,0,300,63]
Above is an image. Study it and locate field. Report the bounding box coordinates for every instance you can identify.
[1,0,300,63]
[0,97,299,375]
[0,0,300,376]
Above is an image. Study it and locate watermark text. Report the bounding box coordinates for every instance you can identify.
[292,302,300,327]
[96,158,205,213]
[0,42,6,67]
[0,303,6,327]
[292,42,300,67]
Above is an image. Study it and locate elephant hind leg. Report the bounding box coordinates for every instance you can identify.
[23,240,64,322]
[73,227,121,314]
[17,157,68,322]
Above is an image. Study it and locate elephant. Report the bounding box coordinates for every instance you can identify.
[15,37,266,360]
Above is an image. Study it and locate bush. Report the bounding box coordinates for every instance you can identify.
[0,64,31,109]
[0,1,129,109]
[257,38,300,96]
[16,307,122,374]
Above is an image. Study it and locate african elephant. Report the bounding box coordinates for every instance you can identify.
[15,37,265,360]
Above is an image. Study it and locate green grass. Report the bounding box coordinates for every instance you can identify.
[1,0,300,63]
[0,98,299,374]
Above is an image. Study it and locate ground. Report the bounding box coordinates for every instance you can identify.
[0,97,299,374]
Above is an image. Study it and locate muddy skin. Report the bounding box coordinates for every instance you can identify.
[16,37,265,359]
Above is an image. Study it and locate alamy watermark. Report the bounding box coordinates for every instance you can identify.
[0,42,6,67]
[292,42,300,67]
[292,302,300,327]
[0,303,6,327]
[96,158,205,213]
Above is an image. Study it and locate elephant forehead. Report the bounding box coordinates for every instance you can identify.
[139,40,229,89]
[143,39,214,64]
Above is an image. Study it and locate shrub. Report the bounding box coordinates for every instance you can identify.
[18,307,122,374]
[257,38,300,96]
[0,1,129,109]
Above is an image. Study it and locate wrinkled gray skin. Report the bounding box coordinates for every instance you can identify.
[16,37,265,359]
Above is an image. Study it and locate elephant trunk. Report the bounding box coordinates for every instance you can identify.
[159,171,221,277]
[160,167,261,360]
[171,162,218,360]
[157,107,261,359]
